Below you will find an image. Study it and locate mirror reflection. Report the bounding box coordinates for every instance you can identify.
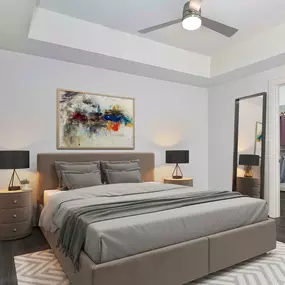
[233,94,266,199]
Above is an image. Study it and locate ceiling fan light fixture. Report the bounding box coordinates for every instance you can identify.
[138,0,238,37]
[182,13,202,31]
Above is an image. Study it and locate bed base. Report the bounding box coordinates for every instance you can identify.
[41,219,276,285]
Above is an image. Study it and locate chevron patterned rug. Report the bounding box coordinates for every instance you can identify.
[15,242,285,285]
[15,250,69,285]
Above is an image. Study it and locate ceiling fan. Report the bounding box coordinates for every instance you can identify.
[138,0,238,38]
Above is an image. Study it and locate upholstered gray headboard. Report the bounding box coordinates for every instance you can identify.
[37,152,155,205]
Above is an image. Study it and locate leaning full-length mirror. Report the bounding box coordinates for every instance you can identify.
[232,93,267,199]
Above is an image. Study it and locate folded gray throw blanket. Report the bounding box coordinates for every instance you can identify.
[57,190,243,271]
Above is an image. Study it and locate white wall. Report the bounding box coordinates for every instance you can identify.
[0,50,209,202]
[208,64,285,191]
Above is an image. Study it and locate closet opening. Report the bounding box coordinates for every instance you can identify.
[280,85,285,194]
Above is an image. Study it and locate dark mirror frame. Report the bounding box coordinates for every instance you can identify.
[232,92,267,199]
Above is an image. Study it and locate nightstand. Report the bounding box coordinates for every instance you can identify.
[164,177,193,187]
[0,189,33,240]
[236,177,260,198]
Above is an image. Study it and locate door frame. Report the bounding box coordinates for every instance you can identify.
[268,77,285,217]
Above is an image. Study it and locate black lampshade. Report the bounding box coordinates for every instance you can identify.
[0,151,30,169]
[239,154,259,166]
[166,150,189,164]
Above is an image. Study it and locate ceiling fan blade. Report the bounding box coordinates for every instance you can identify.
[138,19,182,34]
[202,17,238,37]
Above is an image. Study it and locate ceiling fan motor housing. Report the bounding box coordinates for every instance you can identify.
[183,2,201,20]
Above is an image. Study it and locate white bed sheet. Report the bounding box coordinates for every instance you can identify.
[44,189,61,206]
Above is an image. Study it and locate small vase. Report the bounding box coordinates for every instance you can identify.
[21,184,30,191]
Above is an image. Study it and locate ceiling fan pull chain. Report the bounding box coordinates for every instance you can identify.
[189,0,202,11]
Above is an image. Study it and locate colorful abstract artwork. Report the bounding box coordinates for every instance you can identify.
[57,89,135,149]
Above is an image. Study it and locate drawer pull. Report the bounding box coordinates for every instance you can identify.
[13,214,17,218]
[13,200,17,204]
[13,228,17,232]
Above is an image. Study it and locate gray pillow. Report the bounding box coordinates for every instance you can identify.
[61,170,102,190]
[54,161,100,189]
[105,168,142,184]
[101,159,140,183]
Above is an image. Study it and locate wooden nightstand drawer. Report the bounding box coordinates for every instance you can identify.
[0,207,30,224]
[0,221,32,240]
[0,192,30,209]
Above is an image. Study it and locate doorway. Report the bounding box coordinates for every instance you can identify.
[267,78,285,218]
[280,86,285,193]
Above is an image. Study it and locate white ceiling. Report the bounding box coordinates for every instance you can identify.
[39,0,285,56]
[0,0,35,36]
[1,0,285,87]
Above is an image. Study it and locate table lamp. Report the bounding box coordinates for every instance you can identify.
[239,154,259,178]
[166,150,189,179]
[0,151,30,190]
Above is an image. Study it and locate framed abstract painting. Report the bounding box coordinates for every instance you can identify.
[57,89,135,149]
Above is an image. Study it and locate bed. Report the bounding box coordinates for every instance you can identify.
[37,152,276,285]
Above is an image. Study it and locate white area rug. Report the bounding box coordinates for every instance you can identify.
[15,242,285,285]
[15,250,69,285]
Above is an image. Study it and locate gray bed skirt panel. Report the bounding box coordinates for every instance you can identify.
[208,218,276,274]
[42,219,276,285]
[93,238,208,285]
[43,229,208,285]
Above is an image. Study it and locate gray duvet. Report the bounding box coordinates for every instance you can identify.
[39,183,268,264]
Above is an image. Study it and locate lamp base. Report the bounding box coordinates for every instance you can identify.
[8,186,21,191]
[8,169,21,191]
[172,164,183,180]
[244,165,253,178]
[172,175,183,179]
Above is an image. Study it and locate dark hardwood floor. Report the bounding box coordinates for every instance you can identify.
[0,227,49,285]
[2,193,285,285]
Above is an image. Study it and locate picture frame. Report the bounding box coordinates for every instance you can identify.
[57,89,135,150]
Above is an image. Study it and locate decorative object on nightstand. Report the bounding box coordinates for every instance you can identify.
[0,189,33,240]
[0,150,30,190]
[165,150,189,179]
[20,179,30,191]
[164,177,193,187]
[239,154,259,178]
